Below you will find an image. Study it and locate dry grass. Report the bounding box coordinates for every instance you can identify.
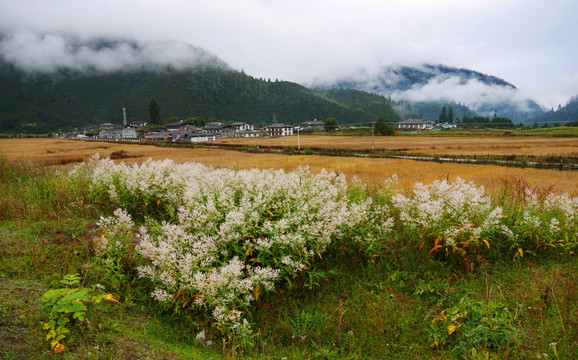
[1,138,577,194]
[216,134,578,158]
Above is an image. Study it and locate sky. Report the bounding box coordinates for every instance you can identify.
[0,0,576,109]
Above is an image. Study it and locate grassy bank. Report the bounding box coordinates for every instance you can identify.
[0,156,576,359]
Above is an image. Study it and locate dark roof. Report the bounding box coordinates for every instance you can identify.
[398,119,433,124]
[266,123,294,128]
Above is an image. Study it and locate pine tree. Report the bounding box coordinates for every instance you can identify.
[448,106,454,124]
[149,99,161,125]
[438,106,448,123]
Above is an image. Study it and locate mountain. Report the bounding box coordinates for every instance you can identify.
[313,88,402,124]
[0,63,395,134]
[310,64,544,124]
[406,101,478,122]
[0,36,401,134]
[527,96,578,126]
[1,34,558,133]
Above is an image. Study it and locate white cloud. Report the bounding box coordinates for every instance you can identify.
[0,32,226,73]
[0,0,577,108]
[391,76,534,113]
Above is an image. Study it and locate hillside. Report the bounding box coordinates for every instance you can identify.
[2,34,566,133]
[528,96,578,126]
[405,101,478,122]
[0,34,403,134]
[0,62,375,133]
[311,64,545,124]
[313,88,403,124]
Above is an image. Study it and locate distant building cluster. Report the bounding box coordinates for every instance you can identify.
[61,116,459,141]
[396,119,457,131]
[62,118,329,142]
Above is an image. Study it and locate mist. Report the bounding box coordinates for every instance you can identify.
[391,77,536,114]
[311,63,542,118]
[0,32,228,74]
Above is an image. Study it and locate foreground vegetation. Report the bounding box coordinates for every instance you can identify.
[0,155,576,359]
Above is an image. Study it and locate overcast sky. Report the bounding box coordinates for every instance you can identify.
[1,0,576,109]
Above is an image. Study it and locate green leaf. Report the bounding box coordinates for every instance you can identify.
[58,301,87,314]
[60,274,81,286]
[59,288,90,304]
[73,311,86,321]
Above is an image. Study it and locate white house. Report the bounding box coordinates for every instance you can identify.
[263,123,294,137]
[231,122,253,132]
[235,130,263,138]
[204,122,225,134]
[397,119,436,130]
[189,132,217,142]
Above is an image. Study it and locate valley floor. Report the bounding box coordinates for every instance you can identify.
[1,138,576,194]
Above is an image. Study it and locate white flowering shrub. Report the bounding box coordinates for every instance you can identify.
[344,179,396,257]
[508,189,578,258]
[71,155,577,346]
[391,178,509,268]
[76,156,371,340]
[92,208,144,304]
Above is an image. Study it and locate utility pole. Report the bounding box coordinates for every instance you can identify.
[371,122,375,153]
[297,128,301,152]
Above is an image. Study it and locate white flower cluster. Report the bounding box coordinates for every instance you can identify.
[517,189,578,248]
[95,208,134,251]
[77,156,577,337]
[80,157,370,334]
[392,178,507,248]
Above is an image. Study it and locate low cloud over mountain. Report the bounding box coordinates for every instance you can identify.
[0,32,228,74]
[0,33,548,124]
[311,64,544,123]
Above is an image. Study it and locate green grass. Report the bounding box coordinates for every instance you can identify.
[414,126,578,137]
[1,157,576,359]
[304,126,578,137]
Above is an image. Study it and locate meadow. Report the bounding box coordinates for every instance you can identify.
[215,133,578,159]
[1,138,577,194]
[0,137,577,359]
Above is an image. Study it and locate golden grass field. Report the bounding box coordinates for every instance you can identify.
[1,138,577,194]
[216,134,578,158]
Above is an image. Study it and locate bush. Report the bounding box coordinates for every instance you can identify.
[65,155,577,353]
[507,190,577,258]
[75,156,371,344]
[390,178,510,270]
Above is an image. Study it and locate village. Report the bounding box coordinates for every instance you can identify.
[64,117,451,142]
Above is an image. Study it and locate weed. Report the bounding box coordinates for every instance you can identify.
[40,274,118,354]
[290,309,326,337]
